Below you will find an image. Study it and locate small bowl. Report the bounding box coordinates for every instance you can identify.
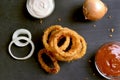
[95,42,120,80]
[26,0,55,19]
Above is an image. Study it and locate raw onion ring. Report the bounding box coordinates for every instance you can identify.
[12,28,32,47]
[8,36,35,60]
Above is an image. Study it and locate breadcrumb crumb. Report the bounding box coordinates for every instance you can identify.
[84,77,88,80]
[110,28,114,33]
[88,60,92,63]
[93,24,96,27]
[108,15,112,19]
[40,19,43,24]
[109,34,113,37]
[93,73,96,76]
[58,18,61,22]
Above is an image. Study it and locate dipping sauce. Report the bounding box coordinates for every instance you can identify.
[95,42,120,78]
[26,0,55,18]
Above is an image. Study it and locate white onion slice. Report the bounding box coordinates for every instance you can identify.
[8,36,35,60]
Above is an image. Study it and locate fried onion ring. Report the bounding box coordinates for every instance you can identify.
[50,35,87,61]
[49,28,82,61]
[42,25,70,51]
[38,48,60,74]
[72,35,87,60]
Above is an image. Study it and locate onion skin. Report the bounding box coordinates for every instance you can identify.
[83,0,108,21]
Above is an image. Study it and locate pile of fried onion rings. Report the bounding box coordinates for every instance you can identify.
[38,25,87,74]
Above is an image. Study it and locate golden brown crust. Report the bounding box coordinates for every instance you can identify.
[49,28,85,61]
[42,25,70,51]
[38,25,87,73]
[38,48,60,74]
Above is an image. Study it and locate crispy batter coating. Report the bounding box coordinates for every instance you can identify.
[38,49,60,74]
[38,25,87,73]
[49,28,82,61]
[49,28,87,61]
[42,25,70,51]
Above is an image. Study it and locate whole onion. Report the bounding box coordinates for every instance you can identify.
[83,0,108,21]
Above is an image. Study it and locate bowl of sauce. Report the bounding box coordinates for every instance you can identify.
[26,0,55,19]
[95,42,120,79]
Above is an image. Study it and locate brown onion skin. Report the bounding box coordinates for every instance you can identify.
[83,0,108,21]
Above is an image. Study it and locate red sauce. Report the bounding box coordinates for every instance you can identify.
[95,42,120,77]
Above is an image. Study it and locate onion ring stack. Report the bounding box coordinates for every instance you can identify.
[38,25,87,74]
